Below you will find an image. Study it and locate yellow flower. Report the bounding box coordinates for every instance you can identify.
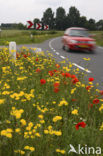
[83,58,91,61]
[100,123,103,131]
[58,99,68,106]
[53,130,62,136]
[20,119,26,126]
[44,130,49,134]
[53,116,62,122]
[56,149,66,154]
[29,147,35,152]
[24,146,30,150]
[99,104,103,112]
[15,150,25,155]
[15,128,21,133]
[0,99,5,105]
[6,133,12,138]
[71,88,76,94]
[71,109,78,115]
[38,115,44,119]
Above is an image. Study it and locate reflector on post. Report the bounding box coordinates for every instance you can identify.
[9,42,16,59]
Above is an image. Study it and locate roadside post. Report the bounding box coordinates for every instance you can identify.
[9,42,16,59]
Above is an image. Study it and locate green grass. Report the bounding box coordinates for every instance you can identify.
[90,31,103,46]
[0,30,63,45]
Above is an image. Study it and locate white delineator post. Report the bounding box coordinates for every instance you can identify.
[9,42,16,59]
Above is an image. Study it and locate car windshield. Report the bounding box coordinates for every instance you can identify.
[69,29,89,37]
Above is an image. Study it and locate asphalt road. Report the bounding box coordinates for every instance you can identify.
[1,37,103,89]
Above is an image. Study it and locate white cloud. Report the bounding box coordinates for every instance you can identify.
[0,0,103,24]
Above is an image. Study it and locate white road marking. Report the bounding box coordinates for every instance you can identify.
[98,46,103,49]
[56,52,60,55]
[73,63,92,73]
[60,56,65,59]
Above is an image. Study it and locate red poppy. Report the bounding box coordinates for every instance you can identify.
[71,75,76,79]
[89,77,94,81]
[40,79,46,85]
[100,90,103,95]
[23,54,28,58]
[72,99,77,102]
[93,98,100,104]
[48,71,54,76]
[54,69,57,73]
[86,86,91,90]
[54,88,60,93]
[36,58,39,61]
[88,103,93,109]
[65,73,71,78]
[54,82,60,88]
[61,72,65,77]
[72,78,79,84]
[36,68,41,73]
[75,122,86,130]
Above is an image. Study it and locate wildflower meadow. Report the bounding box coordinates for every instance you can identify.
[0,47,103,156]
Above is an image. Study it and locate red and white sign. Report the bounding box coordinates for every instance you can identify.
[27,21,34,29]
[44,25,49,30]
[36,23,42,30]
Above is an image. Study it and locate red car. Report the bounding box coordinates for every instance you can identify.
[62,27,96,52]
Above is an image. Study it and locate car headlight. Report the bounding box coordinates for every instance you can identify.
[70,40,78,43]
[88,41,96,44]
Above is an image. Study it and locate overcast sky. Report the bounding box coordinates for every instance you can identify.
[0,0,103,24]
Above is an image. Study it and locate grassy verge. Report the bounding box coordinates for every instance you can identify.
[90,31,103,46]
[0,47,103,155]
[0,30,63,45]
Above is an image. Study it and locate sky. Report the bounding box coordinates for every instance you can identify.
[0,0,103,24]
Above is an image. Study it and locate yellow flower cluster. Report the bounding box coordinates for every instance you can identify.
[44,126,62,136]
[10,89,34,101]
[10,107,24,119]
[1,128,13,138]
[17,76,27,81]
[24,146,35,151]
[58,99,68,107]
[14,150,25,155]
[53,116,62,122]
[56,149,66,154]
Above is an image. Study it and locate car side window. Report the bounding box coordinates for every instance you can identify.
[64,29,69,35]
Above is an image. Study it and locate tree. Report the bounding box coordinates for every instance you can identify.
[33,18,40,24]
[42,8,54,29]
[88,18,96,30]
[79,16,88,28]
[67,6,80,27]
[55,7,66,30]
[96,20,103,30]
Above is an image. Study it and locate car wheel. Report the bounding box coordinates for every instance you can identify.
[65,45,70,52]
[62,45,65,50]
